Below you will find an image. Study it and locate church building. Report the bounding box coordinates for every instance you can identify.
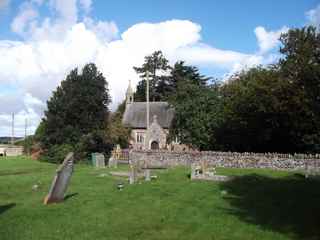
[122,81,181,150]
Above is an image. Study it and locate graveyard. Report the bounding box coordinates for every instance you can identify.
[1,156,320,240]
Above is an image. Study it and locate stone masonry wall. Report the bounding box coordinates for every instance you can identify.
[130,150,320,171]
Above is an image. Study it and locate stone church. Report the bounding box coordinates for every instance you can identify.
[122,81,183,150]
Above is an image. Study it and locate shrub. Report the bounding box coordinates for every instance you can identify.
[41,144,74,164]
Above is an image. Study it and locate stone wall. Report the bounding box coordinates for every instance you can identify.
[0,145,24,157]
[130,150,320,171]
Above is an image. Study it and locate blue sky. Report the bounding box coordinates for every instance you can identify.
[1,1,317,51]
[0,0,319,136]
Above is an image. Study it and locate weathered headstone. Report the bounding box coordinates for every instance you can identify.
[305,159,320,178]
[93,153,105,168]
[191,163,201,179]
[191,161,231,182]
[108,156,118,168]
[108,145,121,168]
[43,152,74,204]
[129,164,137,184]
[145,169,151,181]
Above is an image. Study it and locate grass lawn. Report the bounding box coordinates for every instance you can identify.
[0,156,319,240]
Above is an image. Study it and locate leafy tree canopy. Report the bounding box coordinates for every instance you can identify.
[133,50,171,101]
[38,63,112,162]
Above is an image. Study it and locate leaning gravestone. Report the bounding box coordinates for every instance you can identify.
[43,152,74,204]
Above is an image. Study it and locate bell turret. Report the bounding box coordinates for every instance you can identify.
[126,80,134,104]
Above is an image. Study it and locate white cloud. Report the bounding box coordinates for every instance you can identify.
[11,1,38,36]
[174,43,248,67]
[306,4,320,28]
[0,1,283,136]
[49,0,78,24]
[254,26,288,54]
[84,17,118,42]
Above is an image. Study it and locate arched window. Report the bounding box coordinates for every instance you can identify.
[151,141,159,150]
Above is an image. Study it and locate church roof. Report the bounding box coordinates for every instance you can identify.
[122,102,174,129]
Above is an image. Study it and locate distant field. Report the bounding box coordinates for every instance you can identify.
[0,156,319,240]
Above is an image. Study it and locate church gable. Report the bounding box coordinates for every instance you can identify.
[145,115,167,149]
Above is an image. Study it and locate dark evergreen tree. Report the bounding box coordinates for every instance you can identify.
[164,61,210,99]
[38,63,112,162]
[133,50,171,101]
[169,82,223,150]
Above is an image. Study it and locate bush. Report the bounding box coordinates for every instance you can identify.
[41,144,74,164]
[75,131,114,161]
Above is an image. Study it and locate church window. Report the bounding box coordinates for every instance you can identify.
[136,132,144,143]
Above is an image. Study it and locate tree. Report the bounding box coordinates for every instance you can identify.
[107,101,131,148]
[169,82,223,150]
[171,61,209,87]
[219,67,290,152]
[39,63,112,162]
[133,51,171,101]
[164,61,210,98]
[279,26,320,152]
[162,62,218,150]
[212,26,320,153]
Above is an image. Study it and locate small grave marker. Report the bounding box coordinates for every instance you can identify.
[145,169,151,181]
[129,164,137,184]
[92,153,105,168]
[191,161,231,182]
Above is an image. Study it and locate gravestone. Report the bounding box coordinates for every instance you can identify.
[144,169,151,181]
[108,145,121,168]
[191,161,231,182]
[108,156,118,168]
[129,164,137,184]
[191,163,201,179]
[44,152,74,204]
[305,159,320,178]
[93,153,105,168]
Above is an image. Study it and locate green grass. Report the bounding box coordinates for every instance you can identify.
[0,156,319,240]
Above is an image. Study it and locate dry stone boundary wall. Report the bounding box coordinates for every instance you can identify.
[130,150,320,171]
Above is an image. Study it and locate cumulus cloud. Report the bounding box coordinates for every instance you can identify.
[11,1,38,36]
[254,26,288,54]
[0,1,283,136]
[84,17,118,42]
[306,4,320,28]
[49,0,78,24]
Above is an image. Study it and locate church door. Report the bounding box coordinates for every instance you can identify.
[151,141,159,150]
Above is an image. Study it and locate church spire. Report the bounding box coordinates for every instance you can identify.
[126,80,134,104]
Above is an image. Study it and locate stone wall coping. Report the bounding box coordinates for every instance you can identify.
[130,150,320,160]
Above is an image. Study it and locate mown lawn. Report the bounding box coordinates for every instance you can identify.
[0,156,319,240]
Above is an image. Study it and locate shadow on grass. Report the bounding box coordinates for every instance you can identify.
[0,169,43,176]
[64,193,78,201]
[219,174,320,240]
[0,203,16,215]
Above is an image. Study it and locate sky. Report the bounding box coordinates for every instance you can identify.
[0,0,319,137]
